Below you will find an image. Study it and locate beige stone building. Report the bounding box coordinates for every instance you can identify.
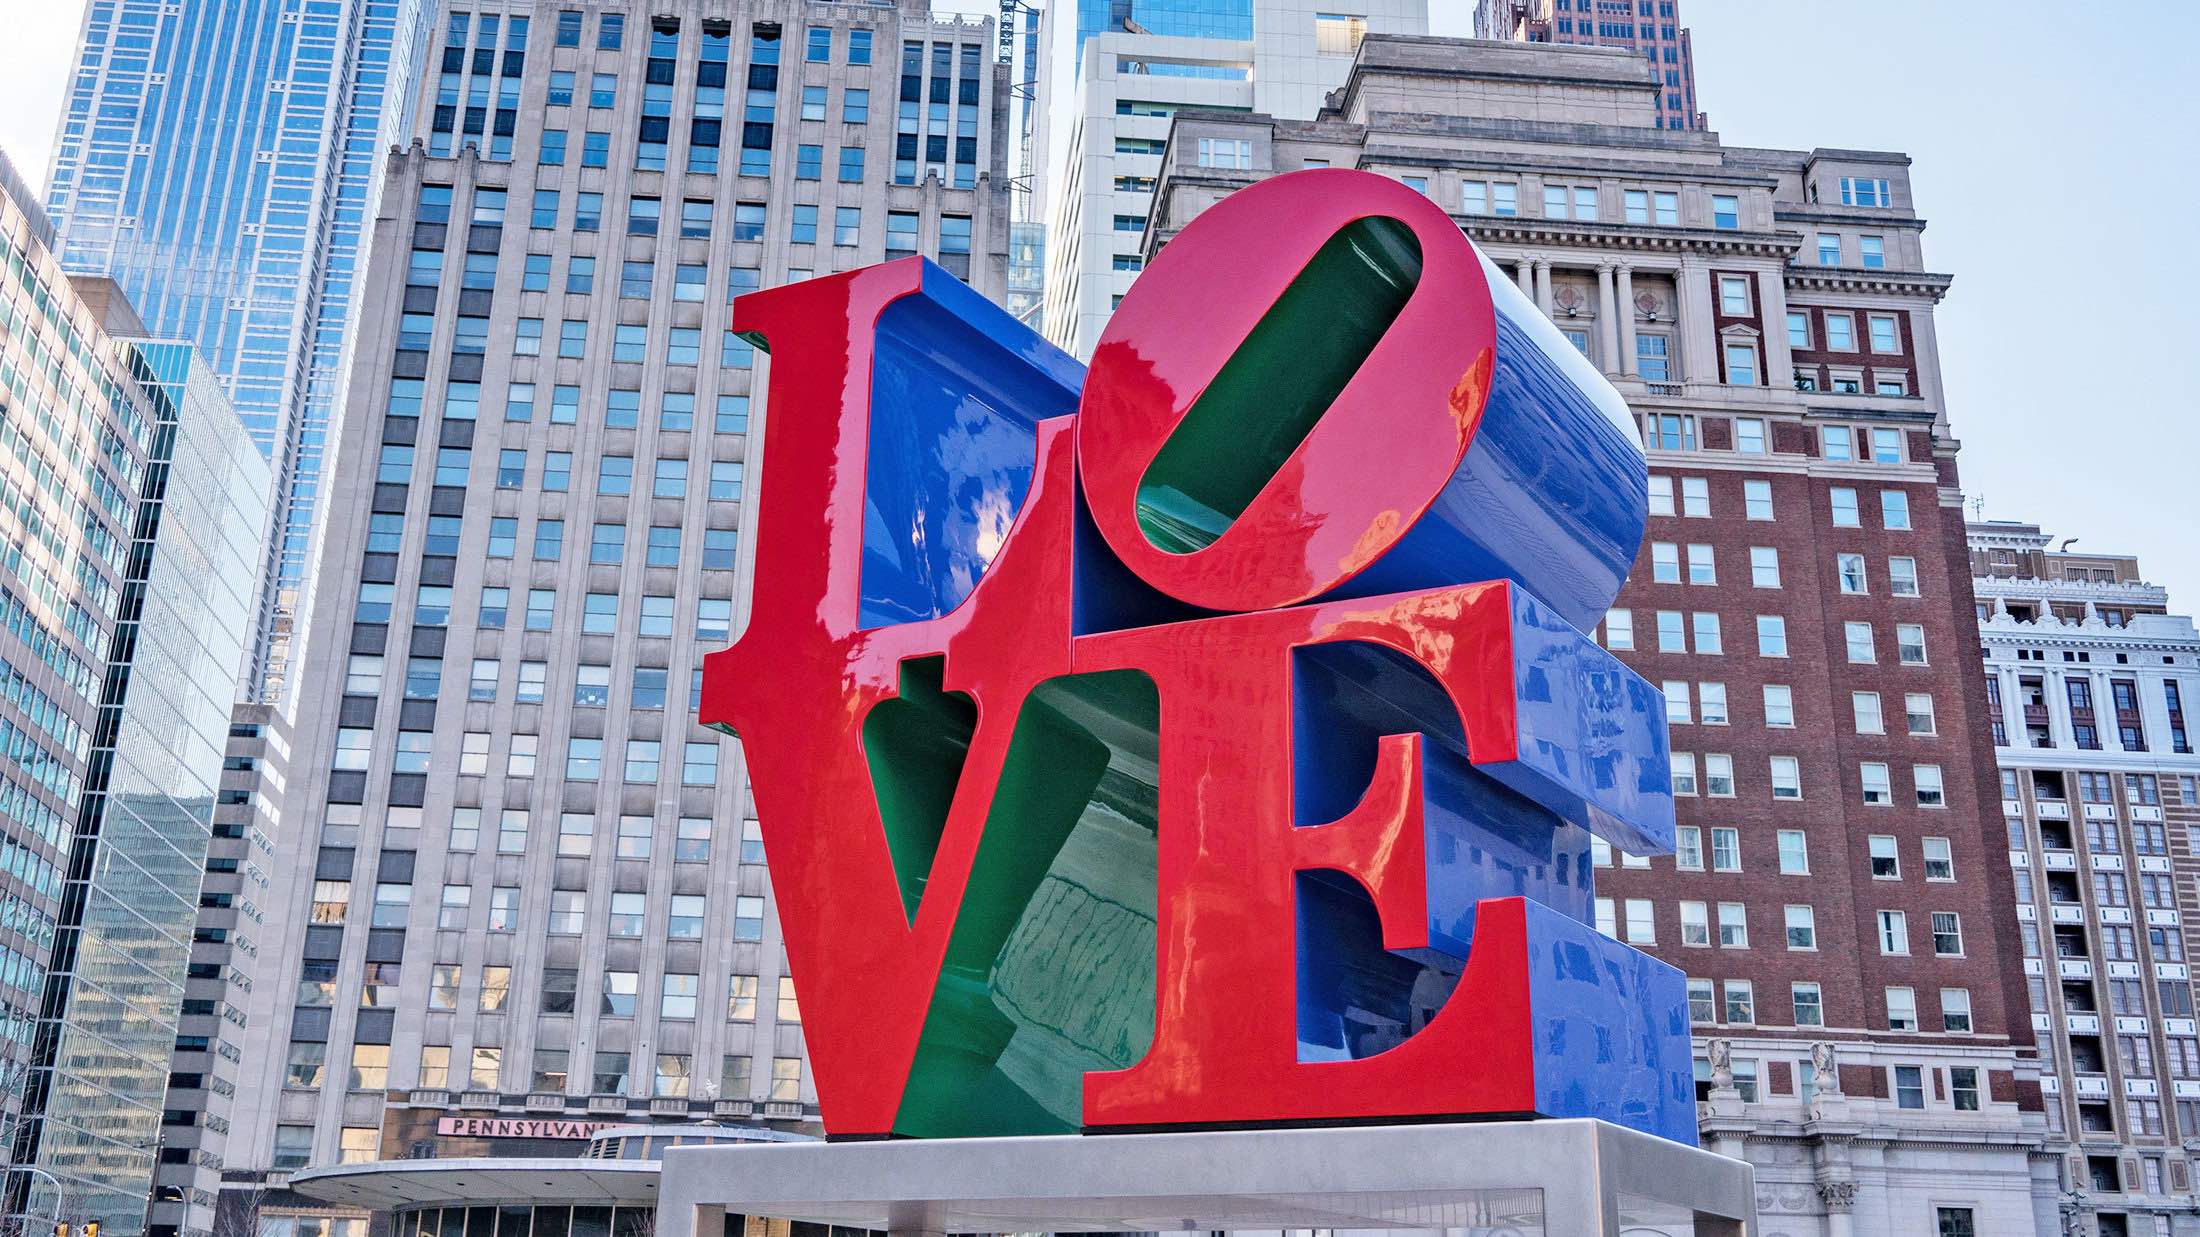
[218,2,1010,1232]
[1974,520,2200,1237]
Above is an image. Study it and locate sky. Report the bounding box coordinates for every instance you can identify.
[2,0,2194,600]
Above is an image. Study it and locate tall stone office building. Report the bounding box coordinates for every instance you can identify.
[220,3,1010,1234]
[1144,37,2050,1237]
[1973,521,2200,1237]
[0,154,270,1237]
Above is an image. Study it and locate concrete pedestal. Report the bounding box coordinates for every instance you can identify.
[657,1119,1755,1237]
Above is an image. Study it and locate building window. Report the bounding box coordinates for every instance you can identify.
[1776,830,1808,874]
[1853,691,1884,734]
[1916,764,1946,807]
[1716,902,1747,948]
[1313,12,1367,55]
[1785,904,1815,950]
[1897,623,1928,664]
[1718,276,1750,315]
[1769,756,1801,799]
[1723,980,1754,1024]
[1687,978,1714,1024]
[1723,342,1758,386]
[1763,684,1794,727]
[1889,556,1919,596]
[1931,911,1963,956]
[1935,1207,1975,1237]
[1845,621,1876,663]
[1942,988,1973,1033]
[1869,834,1899,876]
[1711,194,1739,229]
[1878,909,1908,955]
[1711,827,1740,872]
[1862,763,1893,805]
[1861,235,1887,268]
[1195,137,1252,169]
[1840,176,1891,207]
[1793,982,1823,1026]
[1886,987,1918,1033]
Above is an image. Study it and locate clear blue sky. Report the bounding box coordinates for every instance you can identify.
[1431,0,2200,601]
[7,1,2195,601]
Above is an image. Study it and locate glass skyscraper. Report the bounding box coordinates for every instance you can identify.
[0,157,269,1237]
[44,0,432,700]
[19,339,269,1237]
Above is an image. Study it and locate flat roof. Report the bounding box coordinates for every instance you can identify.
[289,1159,660,1211]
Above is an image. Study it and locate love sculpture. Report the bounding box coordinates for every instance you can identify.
[700,169,1696,1145]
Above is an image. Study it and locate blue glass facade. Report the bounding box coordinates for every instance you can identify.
[45,0,431,700]
[1073,0,1254,68]
[21,341,268,1237]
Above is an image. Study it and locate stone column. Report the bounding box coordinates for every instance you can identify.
[1675,255,1718,384]
[2000,666,2027,752]
[2098,669,2125,753]
[1616,264,1639,376]
[1817,1181,1857,1237]
[1533,258,1554,316]
[1755,265,1794,390]
[1594,263,1620,375]
[1514,258,1534,298]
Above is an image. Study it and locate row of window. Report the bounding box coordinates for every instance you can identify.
[379,445,741,500]
[1453,179,1747,231]
[1642,415,1913,462]
[1673,973,1974,1036]
[1608,608,1931,665]
[1649,475,1914,529]
[1667,752,1947,806]
[1783,305,1904,354]
[1604,823,1954,883]
[1620,899,1965,956]
[1647,544,1921,595]
[1662,679,1937,736]
[2017,915,2186,964]
[311,878,757,939]
[283,1039,802,1117]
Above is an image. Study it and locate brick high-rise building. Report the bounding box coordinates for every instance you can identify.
[1474,0,1704,130]
[212,3,1011,1236]
[1145,36,2050,1236]
[1973,520,2200,1237]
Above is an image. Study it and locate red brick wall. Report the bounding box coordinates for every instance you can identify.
[1601,425,2034,1062]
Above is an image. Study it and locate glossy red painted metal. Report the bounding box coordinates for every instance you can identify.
[1076,169,1499,613]
[700,259,1085,1134]
[1075,583,1538,1127]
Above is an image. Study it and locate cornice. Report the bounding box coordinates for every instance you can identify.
[1785,267,1954,302]
[1464,216,1792,258]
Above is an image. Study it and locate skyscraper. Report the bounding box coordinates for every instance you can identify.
[0,151,271,1237]
[1474,0,1704,130]
[44,0,433,700]
[1972,521,2200,1235]
[1036,0,1426,358]
[1142,35,2052,1232]
[216,5,1012,1236]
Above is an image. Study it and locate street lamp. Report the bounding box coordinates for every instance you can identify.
[3,1164,65,1233]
